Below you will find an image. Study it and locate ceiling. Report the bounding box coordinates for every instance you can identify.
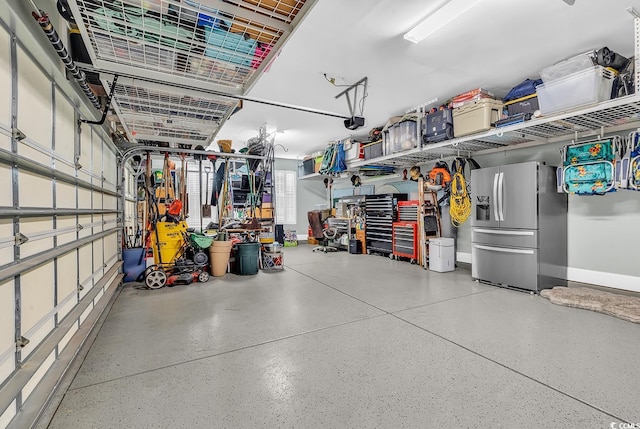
[216,0,638,159]
[30,0,640,158]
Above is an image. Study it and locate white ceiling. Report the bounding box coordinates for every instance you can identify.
[214,0,637,159]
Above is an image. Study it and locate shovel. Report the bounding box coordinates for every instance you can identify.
[202,165,212,218]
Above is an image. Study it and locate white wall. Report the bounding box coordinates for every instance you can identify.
[275,158,326,239]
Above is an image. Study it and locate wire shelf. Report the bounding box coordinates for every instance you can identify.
[72,0,308,89]
[111,81,238,144]
[345,96,640,169]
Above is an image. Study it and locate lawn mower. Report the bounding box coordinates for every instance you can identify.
[144,230,213,289]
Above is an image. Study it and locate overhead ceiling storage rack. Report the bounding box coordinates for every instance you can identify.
[301,12,640,177]
[343,94,640,171]
[66,0,315,147]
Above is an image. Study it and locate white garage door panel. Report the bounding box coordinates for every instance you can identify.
[17,48,51,150]
[56,182,76,209]
[56,216,77,246]
[78,188,91,210]
[104,233,118,269]
[0,134,10,159]
[0,27,11,129]
[78,123,91,174]
[0,219,13,266]
[57,322,78,354]
[93,239,104,279]
[20,262,55,359]
[104,223,118,240]
[78,124,92,183]
[19,217,53,259]
[104,195,118,210]
[22,351,55,404]
[79,302,93,325]
[0,400,16,429]
[78,215,92,239]
[93,191,103,210]
[56,252,78,320]
[91,135,103,180]
[19,170,53,208]
[0,279,15,384]
[78,244,92,292]
[104,149,117,184]
[18,145,51,169]
[0,164,12,207]
[55,89,76,169]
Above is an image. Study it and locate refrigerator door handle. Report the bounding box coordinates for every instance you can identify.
[473,228,534,236]
[473,244,535,255]
[498,172,505,221]
[493,173,499,222]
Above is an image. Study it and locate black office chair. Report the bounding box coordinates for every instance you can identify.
[307,210,338,253]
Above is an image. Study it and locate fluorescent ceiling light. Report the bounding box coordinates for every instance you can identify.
[404,0,484,44]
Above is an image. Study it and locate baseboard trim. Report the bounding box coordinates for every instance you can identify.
[461,251,639,293]
[457,252,472,264]
[567,268,640,293]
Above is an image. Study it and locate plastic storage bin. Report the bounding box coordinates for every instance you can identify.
[302,158,315,175]
[536,66,615,115]
[385,120,418,154]
[452,98,503,137]
[363,140,384,159]
[540,52,594,83]
[344,139,364,161]
[505,94,539,116]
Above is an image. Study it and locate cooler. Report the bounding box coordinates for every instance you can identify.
[452,98,503,137]
[428,237,455,272]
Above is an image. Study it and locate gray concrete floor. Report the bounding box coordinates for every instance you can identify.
[46,246,640,428]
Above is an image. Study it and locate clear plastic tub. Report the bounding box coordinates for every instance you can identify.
[385,120,418,154]
[540,52,594,83]
[537,66,615,115]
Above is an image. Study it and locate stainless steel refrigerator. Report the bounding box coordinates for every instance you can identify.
[471,161,567,292]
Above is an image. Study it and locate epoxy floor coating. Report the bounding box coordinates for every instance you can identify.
[47,246,640,428]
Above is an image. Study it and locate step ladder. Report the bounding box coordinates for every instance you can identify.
[418,178,442,269]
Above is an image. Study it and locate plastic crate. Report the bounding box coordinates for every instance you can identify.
[540,52,594,83]
[384,120,418,154]
[537,66,615,115]
[363,140,384,159]
[505,94,539,116]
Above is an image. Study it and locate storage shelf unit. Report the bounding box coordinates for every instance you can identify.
[348,95,640,169]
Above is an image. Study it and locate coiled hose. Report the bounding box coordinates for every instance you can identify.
[449,167,471,227]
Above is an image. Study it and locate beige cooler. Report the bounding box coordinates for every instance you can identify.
[453,99,504,137]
